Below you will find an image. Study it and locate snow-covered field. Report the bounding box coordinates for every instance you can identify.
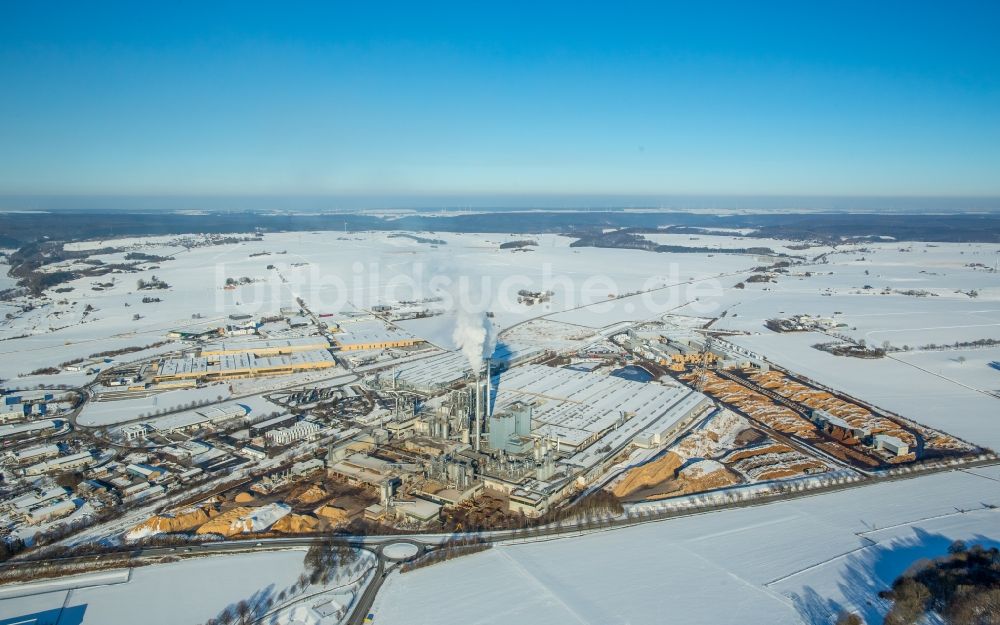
[372,469,1000,625]
[0,231,757,383]
[0,550,308,625]
[77,383,233,426]
[5,231,996,376]
[893,347,1000,395]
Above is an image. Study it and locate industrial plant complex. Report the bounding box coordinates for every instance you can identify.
[0,229,996,625]
[1,273,984,551]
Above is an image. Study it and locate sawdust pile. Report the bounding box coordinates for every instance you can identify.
[313,505,350,527]
[271,513,319,533]
[196,507,256,537]
[193,504,289,537]
[290,484,327,505]
[675,459,740,493]
[611,452,683,498]
[127,507,217,540]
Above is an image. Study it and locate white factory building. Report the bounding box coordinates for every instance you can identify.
[7,444,60,465]
[22,450,96,476]
[4,486,78,525]
[479,364,714,517]
[375,351,473,392]
[0,419,64,441]
[491,364,711,453]
[265,420,322,447]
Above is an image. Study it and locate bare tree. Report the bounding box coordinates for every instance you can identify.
[217,607,234,625]
[335,539,358,564]
[234,600,251,625]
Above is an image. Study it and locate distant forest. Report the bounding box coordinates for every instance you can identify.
[3,209,1000,249]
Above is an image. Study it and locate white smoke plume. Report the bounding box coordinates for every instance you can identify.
[452,308,496,371]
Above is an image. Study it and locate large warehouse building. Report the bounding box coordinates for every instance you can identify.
[153,350,335,383]
[200,337,331,357]
[481,364,714,517]
[375,350,472,392]
[491,364,711,453]
[330,321,423,352]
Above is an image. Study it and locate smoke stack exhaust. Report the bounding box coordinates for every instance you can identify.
[485,357,492,419]
[474,371,482,452]
[451,308,495,454]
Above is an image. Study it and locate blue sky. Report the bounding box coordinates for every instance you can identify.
[1,1,998,204]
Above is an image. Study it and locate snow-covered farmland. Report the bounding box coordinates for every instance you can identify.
[372,470,1000,625]
[892,346,1000,396]
[1,231,756,382]
[0,550,308,625]
[77,383,233,426]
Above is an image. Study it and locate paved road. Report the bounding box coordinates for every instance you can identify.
[2,535,431,570]
[346,557,389,625]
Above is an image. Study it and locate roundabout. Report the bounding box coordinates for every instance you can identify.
[380,542,420,562]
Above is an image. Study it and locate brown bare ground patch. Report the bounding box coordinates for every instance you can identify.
[724,443,795,463]
[755,462,828,481]
[734,428,766,446]
[612,452,684,498]
[816,442,880,467]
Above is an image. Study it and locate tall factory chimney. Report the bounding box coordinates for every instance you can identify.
[474,371,482,452]
[485,357,492,418]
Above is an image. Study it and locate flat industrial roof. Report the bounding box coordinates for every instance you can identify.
[11,486,68,511]
[331,321,419,346]
[493,365,705,449]
[384,351,471,389]
[157,349,334,376]
[201,337,330,352]
[11,444,59,459]
[252,413,297,430]
[0,419,60,439]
